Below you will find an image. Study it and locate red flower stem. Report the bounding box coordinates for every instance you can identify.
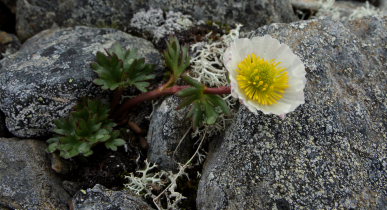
[114,85,231,120]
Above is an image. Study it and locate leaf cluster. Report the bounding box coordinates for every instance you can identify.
[92,43,155,92]
[163,37,190,83]
[47,99,126,159]
[177,76,230,129]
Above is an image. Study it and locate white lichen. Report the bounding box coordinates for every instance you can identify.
[125,132,208,210]
[124,160,168,197]
[188,24,242,137]
[130,8,194,42]
[316,0,384,20]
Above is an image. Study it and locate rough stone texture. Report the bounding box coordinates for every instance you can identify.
[16,0,297,41]
[0,31,21,60]
[0,138,70,210]
[147,96,194,171]
[197,17,387,210]
[71,184,154,210]
[0,26,162,138]
[16,0,148,41]
[148,0,298,30]
[130,8,195,42]
[316,0,385,20]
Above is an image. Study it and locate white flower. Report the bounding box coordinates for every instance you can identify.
[223,35,306,116]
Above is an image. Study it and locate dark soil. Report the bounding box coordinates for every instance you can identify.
[0,2,15,34]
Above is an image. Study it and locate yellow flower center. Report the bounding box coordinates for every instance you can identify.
[236,53,289,105]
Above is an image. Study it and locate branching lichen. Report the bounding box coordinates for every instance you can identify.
[316,0,384,20]
[187,24,242,137]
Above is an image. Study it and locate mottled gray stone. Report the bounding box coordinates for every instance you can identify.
[0,26,162,138]
[0,138,70,210]
[16,0,297,41]
[197,17,387,210]
[147,96,194,171]
[15,0,147,41]
[148,0,298,30]
[71,184,154,210]
[130,8,195,42]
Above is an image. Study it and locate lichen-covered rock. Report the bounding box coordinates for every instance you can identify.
[0,26,162,138]
[71,184,154,210]
[197,17,387,210]
[16,0,297,41]
[15,0,147,41]
[147,96,194,171]
[0,31,21,60]
[130,8,195,42]
[0,138,70,210]
[148,0,298,30]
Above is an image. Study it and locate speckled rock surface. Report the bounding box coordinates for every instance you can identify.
[71,184,154,210]
[147,96,194,171]
[130,8,195,42]
[15,0,147,41]
[0,31,21,60]
[0,26,162,138]
[148,0,298,30]
[197,17,387,210]
[0,138,70,210]
[16,0,297,41]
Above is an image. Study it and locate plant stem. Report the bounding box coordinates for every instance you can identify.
[114,85,231,122]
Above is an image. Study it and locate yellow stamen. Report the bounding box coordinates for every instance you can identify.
[236,53,289,105]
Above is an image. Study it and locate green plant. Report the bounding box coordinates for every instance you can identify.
[177,76,230,129]
[91,42,155,92]
[163,37,190,87]
[47,99,125,159]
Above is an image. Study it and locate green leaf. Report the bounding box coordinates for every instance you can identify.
[204,101,218,125]
[164,37,190,80]
[47,141,58,153]
[206,94,230,115]
[177,95,197,110]
[191,102,203,129]
[176,87,198,97]
[92,43,155,91]
[46,98,123,159]
[182,76,203,89]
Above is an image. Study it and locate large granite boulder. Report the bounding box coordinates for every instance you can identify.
[71,184,154,210]
[0,26,162,138]
[147,96,194,171]
[148,0,298,30]
[197,17,387,210]
[16,0,297,41]
[0,138,70,210]
[15,0,146,41]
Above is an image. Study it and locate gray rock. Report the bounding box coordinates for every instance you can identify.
[0,26,162,138]
[197,17,387,210]
[148,0,298,30]
[71,184,154,210]
[130,8,195,42]
[15,0,147,41]
[0,31,20,60]
[0,138,70,210]
[16,0,297,41]
[147,96,194,171]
